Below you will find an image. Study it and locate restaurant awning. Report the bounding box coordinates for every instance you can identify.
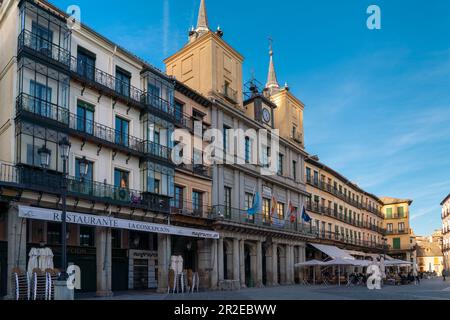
[294,260,326,267]
[309,243,355,260]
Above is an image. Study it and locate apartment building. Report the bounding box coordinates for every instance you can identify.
[0,0,218,298]
[304,156,385,255]
[380,197,416,263]
[441,194,450,271]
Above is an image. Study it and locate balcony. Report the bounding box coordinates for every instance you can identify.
[171,200,211,218]
[385,228,410,235]
[220,85,238,103]
[0,163,170,213]
[209,205,317,237]
[69,57,145,109]
[18,29,71,68]
[176,163,212,179]
[315,231,386,250]
[16,93,146,157]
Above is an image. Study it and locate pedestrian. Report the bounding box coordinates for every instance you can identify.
[443,269,447,282]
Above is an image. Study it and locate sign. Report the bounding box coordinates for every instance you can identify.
[18,205,220,239]
[262,186,272,198]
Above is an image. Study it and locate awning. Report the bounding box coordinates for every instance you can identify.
[384,259,413,266]
[294,260,325,267]
[18,205,220,239]
[309,243,355,260]
[322,258,371,267]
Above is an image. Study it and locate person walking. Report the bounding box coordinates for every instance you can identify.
[443,269,447,282]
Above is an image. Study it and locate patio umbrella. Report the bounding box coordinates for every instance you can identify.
[42,247,54,269]
[294,260,325,285]
[27,248,39,276]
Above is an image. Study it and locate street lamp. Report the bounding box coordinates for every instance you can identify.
[78,156,89,180]
[58,137,71,281]
[38,144,51,169]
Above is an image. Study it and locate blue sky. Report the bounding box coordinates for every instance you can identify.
[50,0,450,235]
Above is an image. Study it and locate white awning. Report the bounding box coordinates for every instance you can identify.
[309,243,355,260]
[294,260,325,267]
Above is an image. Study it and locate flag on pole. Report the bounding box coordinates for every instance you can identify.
[246,192,260,216]
[301,205,311,223]
[286,201,296,223]
[269,195,278,224]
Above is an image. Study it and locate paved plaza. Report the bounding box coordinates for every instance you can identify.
[81,278,450,300]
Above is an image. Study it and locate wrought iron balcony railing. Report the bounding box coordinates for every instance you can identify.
[16,93,146,157]
[18,29,71,67]
[69,56,145,106]
[171,199,211,218]
[176,163,212,178]
[315,231,387,250]
[384,228,410,235]
[143,140,172,161]
[220,85,238,103]
[0,163,170,213]
[209,205,317,236]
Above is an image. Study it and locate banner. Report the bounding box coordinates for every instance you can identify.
[18,205,219,239]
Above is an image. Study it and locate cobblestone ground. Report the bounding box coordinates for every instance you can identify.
[81,278,450,300]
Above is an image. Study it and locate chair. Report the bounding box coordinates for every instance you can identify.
[191,272,200,293]
[45,269,59,300]
[31,268,47,300]
[11,268,30,301]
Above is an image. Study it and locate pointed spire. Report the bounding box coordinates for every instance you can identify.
[196,0,209,34]
[266,37,280,93]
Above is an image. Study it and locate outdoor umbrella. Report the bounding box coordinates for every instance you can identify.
[27,248,39,276]
[43,247,54,270]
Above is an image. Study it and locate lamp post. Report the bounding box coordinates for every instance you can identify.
[37,144,51,170]
[58,137,71,281]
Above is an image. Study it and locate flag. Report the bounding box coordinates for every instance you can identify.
[286,201,296,223]
[246,192,260,216]
[301,205,311,223]
[269,195,278,224]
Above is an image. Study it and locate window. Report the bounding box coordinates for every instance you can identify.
[386,208,393,219]
[245,137,251,163]
[313,171,319,185]
[335,225,339,239]
[32,22,53,53]
[115,67,131,97]
[306,167,311,181]
[292,160,297,180]
[397,206,405,218]
[77,100,94,134]
[398,222,405,232]
[192,191,203,215]
[245,193,254,211]
[277,153,284,175]
[114,169,129,189]
[277,203,285,219]
[79,226,95,247]
[153,179,160,194]
[393,238,401,250]
[129,231,150,250]
[174,100,184,123]
[263,198,271,223]
[174,186,184,209]
[77,47,95,80]
[387,223,393,232]
[224,187,232,217]
[115,116,129,147]
[47,223,61,245]
[111,229,122,249]
[223,125,230,153]
[30,80,52,117]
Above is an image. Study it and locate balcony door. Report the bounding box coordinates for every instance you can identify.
[77,101,94,134]
[114,168,130,202]
[77,48,95,81]
[116,68,131,97]
[30,80,52,117]
[31,22,53,55]
[192,191,203,216]
[115,116,129,147]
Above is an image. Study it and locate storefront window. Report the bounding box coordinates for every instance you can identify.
[79,226,95,247]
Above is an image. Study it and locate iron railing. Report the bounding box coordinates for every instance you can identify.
[176,163,212,178]
[384,228,410,235]
[306,175,384,217]
[209,205,317,236]
[0,164,171,213]
[171,199,211,217]
[315,231,386,250]
[143,140,172,161]
[18,29,71,67]
[221,85,238,103]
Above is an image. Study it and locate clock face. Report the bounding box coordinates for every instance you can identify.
[262,108,271,123]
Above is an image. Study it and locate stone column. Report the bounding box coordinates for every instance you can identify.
[232,238,240,282]
[96,227,113,297]
[210,239,218,290]
[157,234,171,293]
[298,245,306,281]
[6,206,27,299]
[218,238,224,283]
[256,241,263,287]
[272,243,278,286]
[239,239,245,288]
